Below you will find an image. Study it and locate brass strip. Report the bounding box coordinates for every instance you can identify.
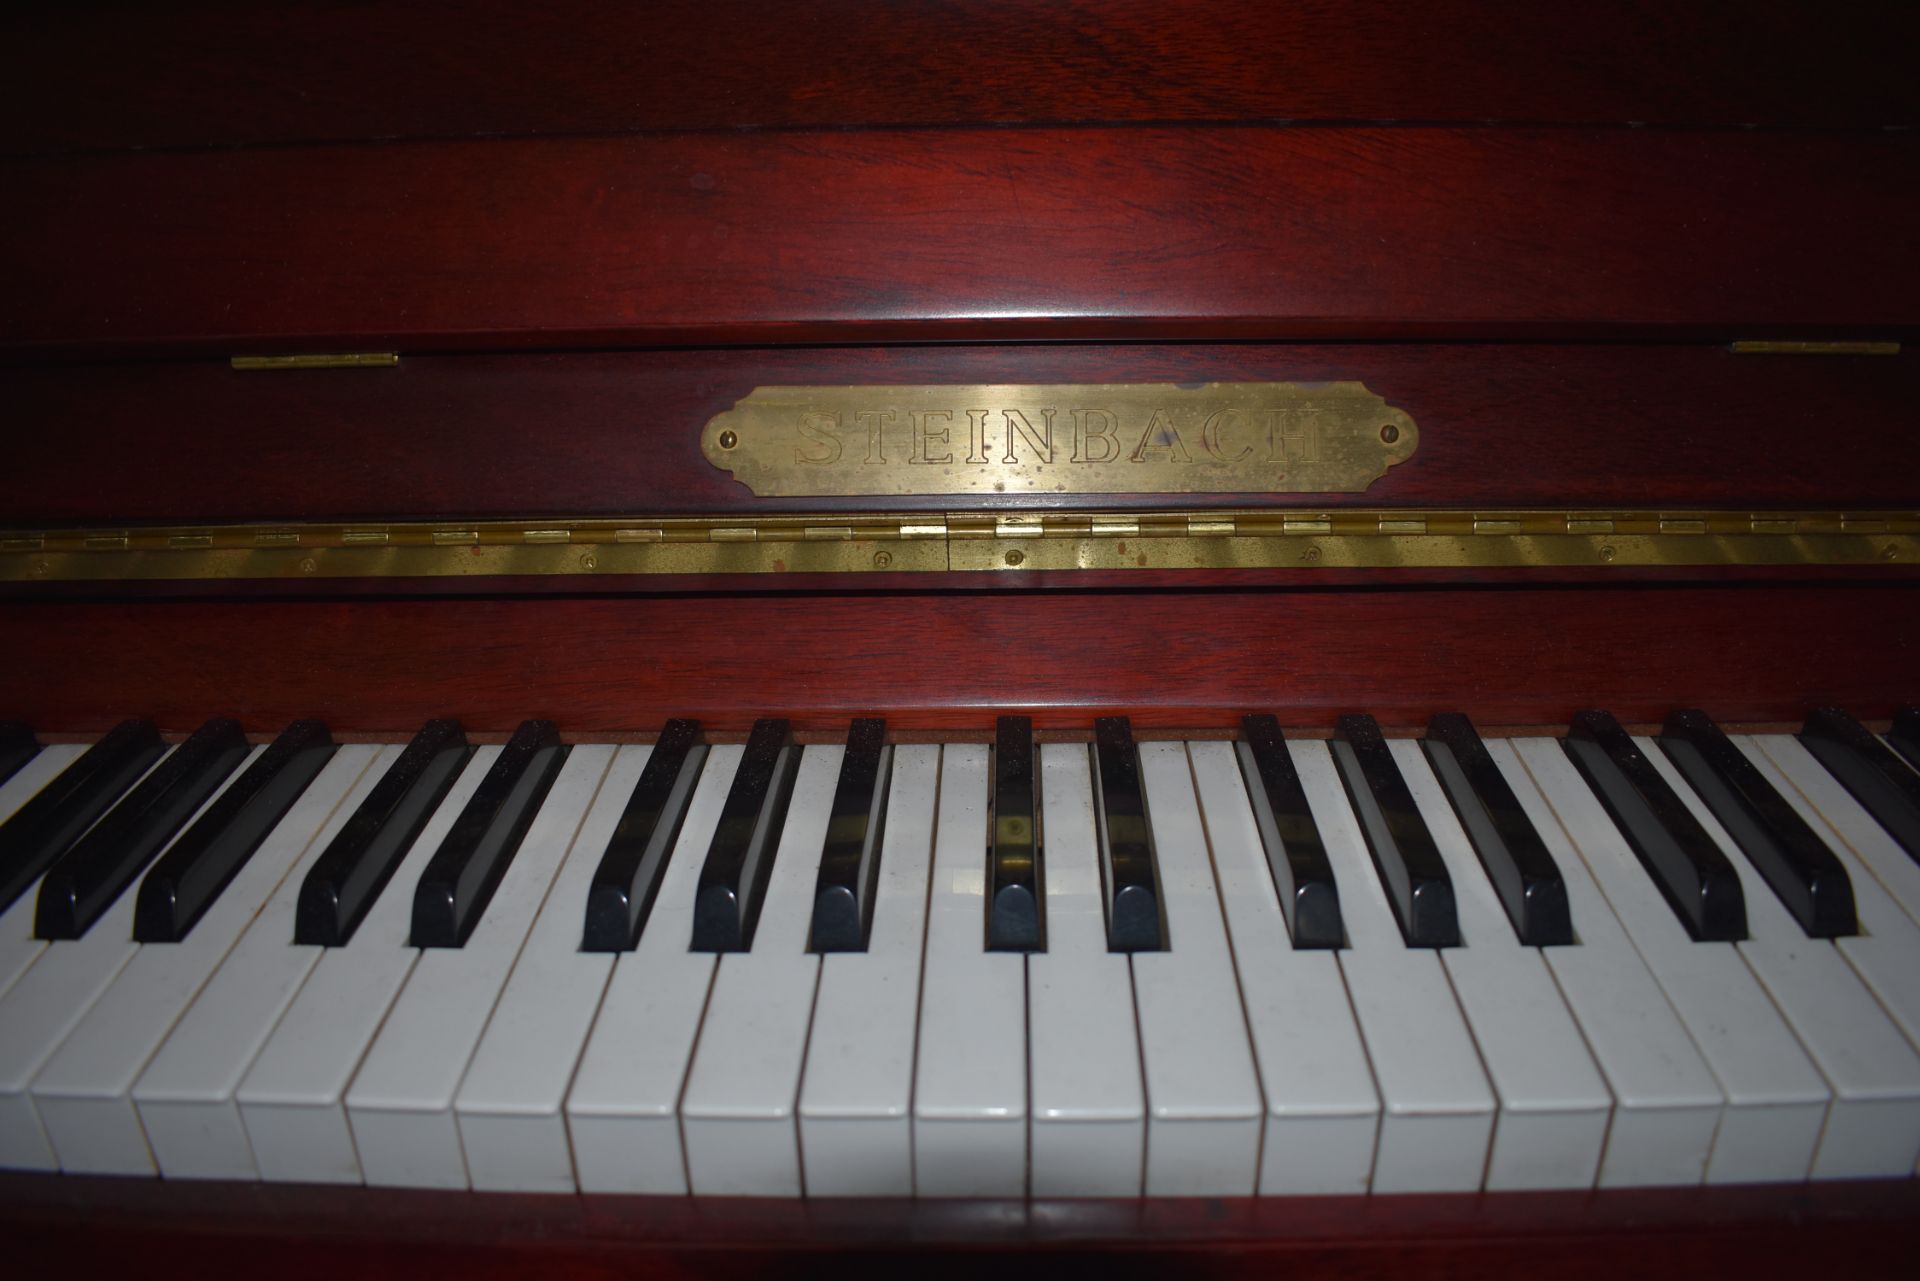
[230,353,400,370]
[3,510,1916,582]
[1729,341,1901,356]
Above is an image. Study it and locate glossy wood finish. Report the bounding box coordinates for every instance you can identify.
[7,126,1917,359]
[6,344,1916,523]
[5,0,1914,1268]
[7,1,1917,156]
[2,1173,1918,1280]
[0,586,1911,735]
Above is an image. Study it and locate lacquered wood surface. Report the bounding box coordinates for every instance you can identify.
[6,344,1916,523]
[7,126,1917,358]
[4,0,1915,157]
[0,586,1911,735]
[3,1174,1917,1280]
[7,1,1912,157]
[4,4,1914,1271]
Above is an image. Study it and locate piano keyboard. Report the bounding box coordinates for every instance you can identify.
[2,709,1920,1197]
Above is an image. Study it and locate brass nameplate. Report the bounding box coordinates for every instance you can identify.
[702,383,1417,497]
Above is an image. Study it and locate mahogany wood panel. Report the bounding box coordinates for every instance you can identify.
[3,1174,1918,1280]
[14,565,1919,608]
[6,128,1917,357]
[3,1,1915,156]
[0,586,1911,734]
[7,344,1915,523]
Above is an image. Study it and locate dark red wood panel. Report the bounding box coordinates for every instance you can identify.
[2,586,1911,734]
[3,1174,1919,1280]
[2,0,1915,156]
[7,344,1915,523]
[6,127,1916,357]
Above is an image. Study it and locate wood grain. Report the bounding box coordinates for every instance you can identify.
[7,344,1915,524]
[2,0,1914,156]
[1,586,1911,734]
[6,127,1916,357]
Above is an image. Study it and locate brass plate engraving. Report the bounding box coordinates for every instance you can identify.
[4,511,1915,583]
[702,383,1418,497]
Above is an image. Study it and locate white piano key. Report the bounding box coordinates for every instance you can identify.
[1186,741,1379,1195]
[1297,739,1496,1193]
[133,743,403,1180]
[454,743,655,1191]
[1752,733,1920,932]
[1744,735,1920,1057]
[1511,736,1829,1184]
[680,744,841,1195]
[0,742,212,1171]
[31,744,374,1175]
[0,744,89,1001]
[913,744,1027,1196]
[1026,743,1144,1197]
[565,744,739,1194]
[1492,738,1722,1187]
[235,745,498,1184]
[345,745,614,1188]
[798,745,937,1197]
[1641,735,1920,1179]
[1129,742,1263,1195]
[1390,739,1611,1190]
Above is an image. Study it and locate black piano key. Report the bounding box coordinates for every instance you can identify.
[1800,708,1920,862]
[1421,713,1573,947]
[35,719,250,940]
[133,720,338,943]
[0,722,38,789]
[1562,710,1746,943]
[294,719,471,947]
[1091,716,1165,952]
[1330,714,1459,948]
[410,720,568,949]
[985,715,1045,953]
[1892,707,1920,775]
[1658,710,1856,938]
[691,718,800,953]
[582,719,709,953]
[808,718,893,953]
[1234,714,1343,949]
[0,718,164,915]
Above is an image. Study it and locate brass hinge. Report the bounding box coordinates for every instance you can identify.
[230,353,400,371]
[1729,341,1900,356]
[3,509,1916,582]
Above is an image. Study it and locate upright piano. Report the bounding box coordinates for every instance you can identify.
[2,2,1919,1274]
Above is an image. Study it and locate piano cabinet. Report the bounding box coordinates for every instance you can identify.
[4,0,1920,1274]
